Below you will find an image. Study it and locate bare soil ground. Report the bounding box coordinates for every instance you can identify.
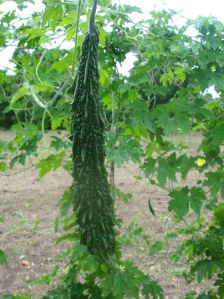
[0,131,202,299]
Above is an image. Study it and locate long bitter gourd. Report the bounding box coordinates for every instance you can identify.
[72,0,115,259]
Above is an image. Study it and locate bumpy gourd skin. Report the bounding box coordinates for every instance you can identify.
[72,29,115,259]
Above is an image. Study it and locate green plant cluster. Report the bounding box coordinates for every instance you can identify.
[0,0,223,298]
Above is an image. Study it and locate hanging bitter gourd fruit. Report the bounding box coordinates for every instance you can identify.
[71,0,115,259]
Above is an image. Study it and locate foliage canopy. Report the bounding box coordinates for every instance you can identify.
[0,0,223,298]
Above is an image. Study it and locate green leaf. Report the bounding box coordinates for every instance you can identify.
[169,187,189,219]
[0,162,7,172]
[101,261,143,298]
[35,82,54,93]
[192,260,215,283]
[175,67,187,82]
[160,68,175,86]
[157,156,177,187]
[42,4,63,29]
[100,67,110,87]
[11,123,41,140]
[106,134,143,166]
[210,122,224,146]
[213,204,224,226]
[51,117,63,130]
[11,86,27,106]
[143,157,156,177]
[36,152,65,177]
[50,136,68,151]
[42,286,68,299]
[13,295,31,299]
[10,154,26,168]
[58,189,73,216]
[33,266,59,285]
[189,187,205,215]
[0,214,4,223]
[115,187,133,203]
[149,241,165,256]
[59,11,76,26]
[24,28,45,41]
[178,155,195,179]
[50,51,73,73]
[101,260,164,298]
[204,169,224,198]
[153,100,192,135]
[66,27,76,41]
[0,249,7,265]
[0,295,13,299]
[56,233,76,245]
[142,279,164,299]
[99,28,107,46]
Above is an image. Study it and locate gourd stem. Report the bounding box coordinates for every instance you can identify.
[89,0,98,34]
[110,91,116,203]
[72,0,83,75]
